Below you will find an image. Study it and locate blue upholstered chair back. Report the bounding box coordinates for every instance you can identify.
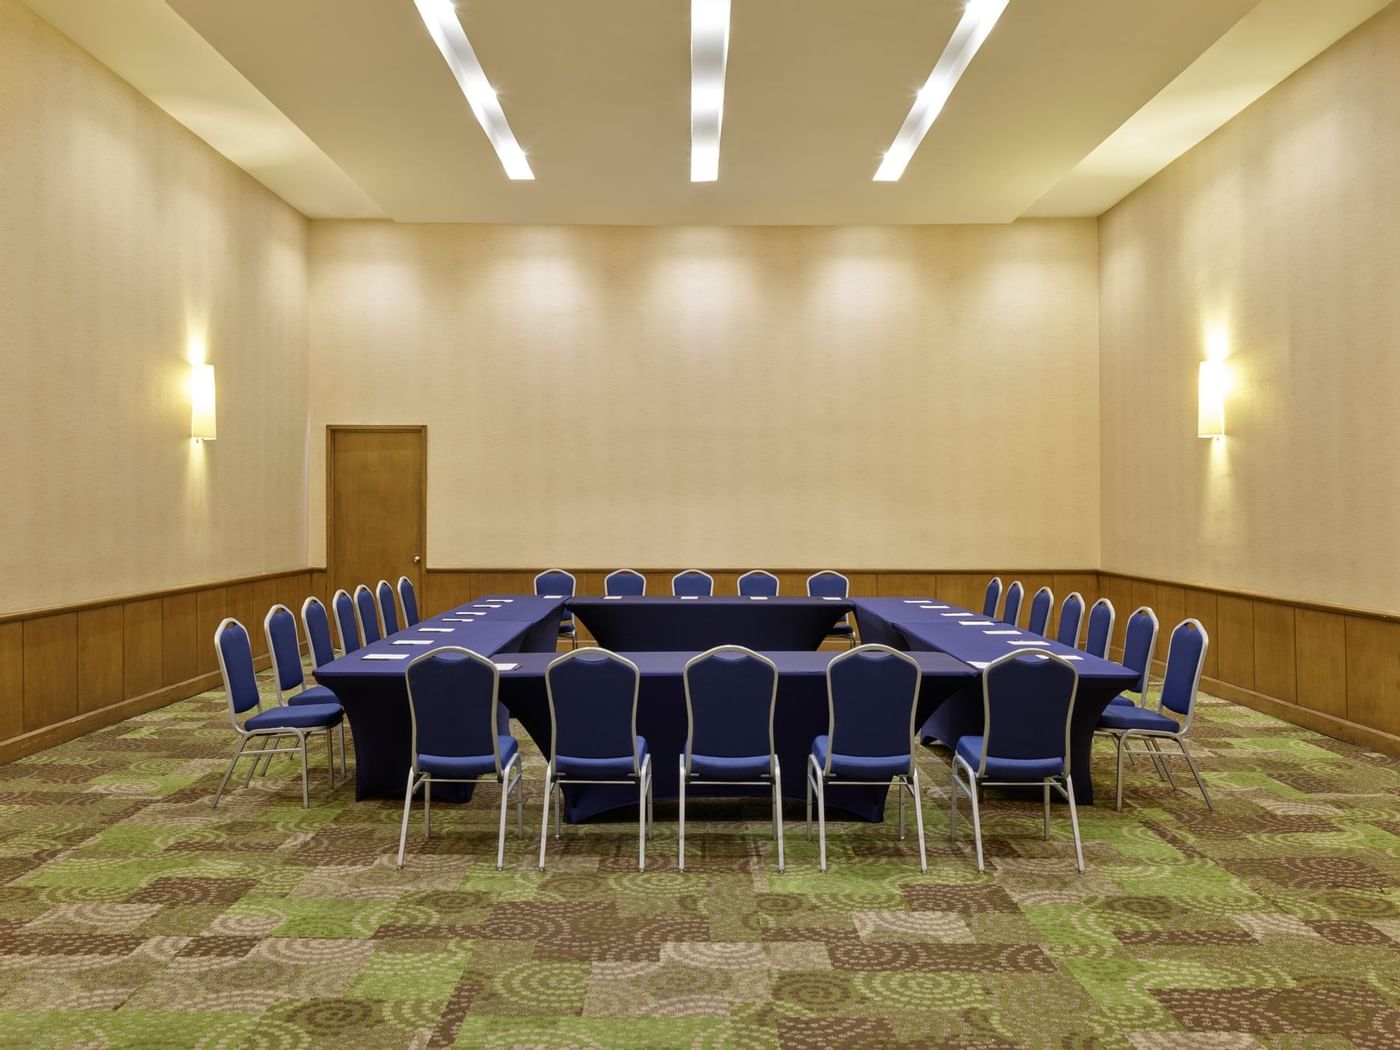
[397,576,420,626]
[979,652,1078,773]
[1001,581,1024,626]
[332,589,361,655]
[683,646,777,767]
[1122,607,1159,695]
[806,571,849,599]
[354,585,382,644]
[535,569,576,626]
[215,619,262,717]
[737,570,780,597]
[546,649,641,769]
[605,569,646,596]
[264,605,306,694]
[982,576,1003,618]
[673,570,714,597]
[1056,592,1085,648]
[302,597,336,668]
[405,648,502,770]
[824,645,921,764]
[1084,598,1115,658]
[377,580,400,634]
[1160,619,1209,723]
[1027,587,1054,636]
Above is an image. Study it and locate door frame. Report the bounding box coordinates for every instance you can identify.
[325,424,428,598]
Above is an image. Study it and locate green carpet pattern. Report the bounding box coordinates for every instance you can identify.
[0,672,1397,1048]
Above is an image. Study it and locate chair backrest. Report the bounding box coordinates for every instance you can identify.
[1001,581,1024,626]
[397,576,420,626]
[376,580,400,634]
[301,597,336,670]
[672,570,714,597]
[332,589,361,655]
[404,647,503,772]
[683,646,778,772]
[534,568,576,597]
[806,570,849,599]
[545,649,642,769]
[979,650,1079,776]
[1027,586,1054,636]
[1056,592,1085,648]
[214,618,263,722]
[823,644,922,771]
[263,604,307,701]
[1084,598,1115,658]
[737,570,779,597]
[354,585,382,644]
[1159,619,1208,730]
[1122,606,1160,696]
[605,569,646,596]
[982,576,1003,618]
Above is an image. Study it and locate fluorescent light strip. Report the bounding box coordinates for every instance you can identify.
[412,0,533,180]
[691,0,731,181]
[874,0,1009,182]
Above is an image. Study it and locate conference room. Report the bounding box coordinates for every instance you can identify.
[4,0,1399,1046]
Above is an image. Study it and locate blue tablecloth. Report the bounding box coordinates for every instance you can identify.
[313,596,565,800]
[851,597,1140,804]
[567,596,851,651]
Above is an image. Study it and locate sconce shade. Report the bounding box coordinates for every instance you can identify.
[1198,360,1225,439]
[191,363,217,441]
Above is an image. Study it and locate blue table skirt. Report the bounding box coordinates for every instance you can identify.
[496,650,973,823]
[567,597,851,652]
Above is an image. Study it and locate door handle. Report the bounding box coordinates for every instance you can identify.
[412,555,422,564]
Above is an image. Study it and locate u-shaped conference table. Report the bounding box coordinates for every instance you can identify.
[313,592,1138,820]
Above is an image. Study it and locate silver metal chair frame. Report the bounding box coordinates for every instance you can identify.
[1028,586,1055,636]
[353,583,381,642]
[671,569,715,596]
[331,588,362,654]
[260,604,347,780]
[396,575,418,627]
[1057,592,1085,648]
[535,569,579,649]
[1083,598,1116,659]
[806,570,857,648]
[604,569,647,596]
[983,576,1004,619]
[737,570,780,597]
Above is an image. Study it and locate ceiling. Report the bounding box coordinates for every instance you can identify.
[22,0,1394,224]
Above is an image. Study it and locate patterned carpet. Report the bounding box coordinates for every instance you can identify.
[0,669,1398,1049]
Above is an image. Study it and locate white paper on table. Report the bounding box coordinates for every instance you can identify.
[941,612,973,617]
[470,606,496,611]
[748,596,768,600]
[391,639,433,646]
[543,594,565,599]
[363,653,409,661]
[958,620,997,626]
[1030,652,1083,661]
[441,618,474,623]
[983,629,1020,636]
[903,600,930,604]
[603,595,624,600]
[1007,640,1049,647]
[492,598,515,603]
[919,605,951,610]
[418,628,453,633]
[819,596,843,601]
[493,662,520,671]
[679,596,699,600]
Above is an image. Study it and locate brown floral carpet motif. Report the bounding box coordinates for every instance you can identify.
[0,669,1397,1048]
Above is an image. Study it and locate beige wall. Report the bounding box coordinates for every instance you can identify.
[1099,2,1400,614]
[308,221,1101,572]
[0,0,310,615]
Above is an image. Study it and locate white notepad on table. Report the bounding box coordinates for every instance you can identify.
[903,599,930,604]
[442,618,472,623]
[1008,640,1048,647]
[418,627,453,633]
[748,596,768,600]
[941,612,972,617]
[919,605,950,610]
[820,596,843,601]
[680,596,699,600]
[958,620,996,626]
[603,595,624,600]
[492,598,515,603]
[983,629,1020,636]
[493,662,520,671]
[392,639,432,646]
[543,594,565,599]
[363,653,409,662]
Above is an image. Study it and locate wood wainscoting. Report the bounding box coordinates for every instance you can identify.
[0,568,328,764]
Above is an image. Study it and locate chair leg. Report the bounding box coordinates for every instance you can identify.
[1115,733,1128,812]
[515,765,525,837]
[910,769,927,874]
[948,761,959,840]
[1043,781,1051,840]
[255,734,280,778]
[813,764,828,873]
[773,763,785,874]
[1146,737,1176,787]
[326,731,337,789]
[496,763,512,871]
[638,769,648,873]
[396,769,417,870]
[554,778,562,839]
[538,765,553,871]
[212,737,251,809]
[1177,738,1214,811]
[1064,774,1085,874]
[424,779,432,838]
[241,736,270,789]
[964,765,985,874]
[299,734,310,808]
[805,766,813,840]
[677,757,687,873]
[898,776,906,842]
[339,723,348,776]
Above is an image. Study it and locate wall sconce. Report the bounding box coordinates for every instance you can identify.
[190,362,217,442]
[1198,359,1226,439]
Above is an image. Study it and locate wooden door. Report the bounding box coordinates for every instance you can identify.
[327,426,427,603]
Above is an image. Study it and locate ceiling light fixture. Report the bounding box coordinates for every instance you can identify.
[412,0,533,180]
[691,0,731,182]
[874,0,1009,182]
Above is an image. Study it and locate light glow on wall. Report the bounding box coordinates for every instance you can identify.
[190,362,217,442]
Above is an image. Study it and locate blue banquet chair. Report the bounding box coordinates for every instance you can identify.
[332,589,362,655]
[672,569,714,597]
[807,644,926,873]
[737,570,780,597]
[1082,598,1115,659]
[376,579,401,635]
[604,569,647,596]
[211,618,344,809]
[1106,607,1159,708]
[396,648,525,870]
[354,584,382,644]
[262,603,347,775]
[807,570,856,647]
[540,649,652,871]
[1001,581,1025,627]
[950,650,1084,874]
[1056,592,1085,648]
[301,596,338,668]
[680,646,783,872]
[1027,586,1055,636]
[982,576,1004,618]
[397,576,420,627]
[534,568,578,649]
[1097,619,1214,812]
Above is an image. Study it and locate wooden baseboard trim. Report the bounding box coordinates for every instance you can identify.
[1201,675,1400,756]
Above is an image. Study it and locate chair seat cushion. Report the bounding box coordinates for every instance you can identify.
[954,736,1064,781]
[1097,707,1181,733]
[288,685,339,707]
[419,736,518,780]
[688,753,771,780]
[558,621,577,636]
[557,736,649,779]
[245,703,343,731]
[1107,693,1136,707]
[827,622,854,635]
[810,735,910,780]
